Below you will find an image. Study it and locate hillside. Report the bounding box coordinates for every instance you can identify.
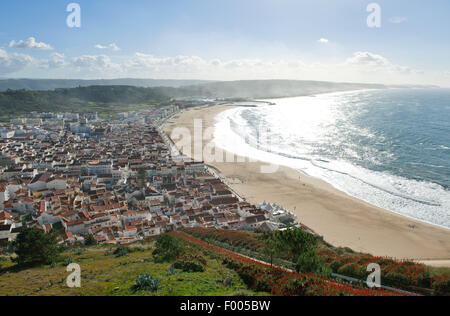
[168,80,387,99]
[0,79,210,92]
[0,80,388,121]
[0,230,429,296]
[0,239,264,296]
[0,85,171,121]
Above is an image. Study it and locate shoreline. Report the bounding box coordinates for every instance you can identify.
[217,98,450,232]
[163,105,450,266]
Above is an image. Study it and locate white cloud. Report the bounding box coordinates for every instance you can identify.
[0,48,33,74]
[95,43,120,51]
[72,55,113,68]
[4,48,448,86]
[389,17,408,24]
[70,55,122,76]
[9,37,53,50]
[344,51,413,74]
[318,38,329,44]
[41,53,67,69]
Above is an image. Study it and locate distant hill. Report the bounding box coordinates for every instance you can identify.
[0,79,210,92]
[169,80,387,99]
[0,85,171,120]
[0,80,392,120]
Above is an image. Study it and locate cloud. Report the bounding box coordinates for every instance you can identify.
[71,55,113,68]
[318,38,329,44]
[41,53,67,69]
[3,48,445,86]
[0,48,33,74]
[70,55,122,75]
[344,51,413,74]
[95,43,120,51]
[389,17,408,24]
[126,53,209,75]
[9,37,53,50]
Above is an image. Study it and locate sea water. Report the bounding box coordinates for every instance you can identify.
[214,89,450,229]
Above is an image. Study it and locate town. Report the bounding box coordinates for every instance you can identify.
[0,105,299,248]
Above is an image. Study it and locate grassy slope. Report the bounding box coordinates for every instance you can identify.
[180,228,449,295]
[0,243,264,296]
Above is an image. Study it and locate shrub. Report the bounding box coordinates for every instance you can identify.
[432,275,450,296]
[64,257,73,266]
[337,263,361,278]
[113,247,130,258]
[173,253,206,273]
[172,231,404,296]
[84,234,98,246]
[297,250,332,276]
[10,228,60,267]
[268,228,318,263]
[153,234,184,263]
[131,273,161,292]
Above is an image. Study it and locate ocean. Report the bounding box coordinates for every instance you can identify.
[214,88,450,229]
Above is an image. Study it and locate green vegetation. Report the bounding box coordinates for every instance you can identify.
[131,273,161,293]
[113,247,131,258]
[264,229,318,264]
[260,229,330,275]
[0,80,389,121]
[181,228,449,295]
[84,234,98,247]
[173,253,207,273]
[0,79,208,92]
[0,240,265,296]
[296,250,331,276]
[153,233,185,263]
[0,85,170,121]
[136,168,147,189]
[10,228,61,267]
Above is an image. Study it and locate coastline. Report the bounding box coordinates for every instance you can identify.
[163,105,450,265]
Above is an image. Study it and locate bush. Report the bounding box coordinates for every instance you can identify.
[131,273,160,292]
[10,228,60,267]
[64,257,74,266]
[113,247,130,257]
[432,276,450,296]
[84,234,98,246]
[153,234,185,262]
[173,253,206,273]
[267,228,318,263]
[337,263,361,278]
[297,250,331,276]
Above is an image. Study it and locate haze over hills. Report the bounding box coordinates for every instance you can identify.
[0,79,429,120]
[169,80,388,99]
[0,79,211,92]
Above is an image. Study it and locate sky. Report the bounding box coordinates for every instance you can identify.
[1,0,450,86]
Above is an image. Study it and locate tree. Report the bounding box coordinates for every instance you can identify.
[153,234,184,262]
[259,232,279,267]
[269,229,318,263]
[84,234,98,246]
[137,168,147,188]
[11,228,60,267]
[296,249,331,276]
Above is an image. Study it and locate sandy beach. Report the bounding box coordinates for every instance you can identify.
[163,105,450,265]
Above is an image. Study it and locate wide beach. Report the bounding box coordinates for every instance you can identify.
[163,105,450,265]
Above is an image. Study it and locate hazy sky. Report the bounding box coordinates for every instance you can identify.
[1,0,450,86]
